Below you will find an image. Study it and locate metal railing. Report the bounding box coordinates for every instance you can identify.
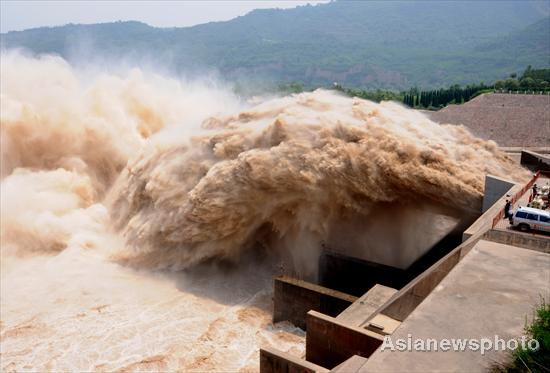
[493,90,550,95]
[491,171,542,228]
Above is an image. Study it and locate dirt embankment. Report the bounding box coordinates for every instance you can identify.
[424,93,550,147]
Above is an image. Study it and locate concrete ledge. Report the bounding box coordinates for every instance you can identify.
[337,284,397,328]
[274,276,357,330]
[463,182,521,241]
[521,150,550,171]
[260,347,329,373]
[501,146,550,154]
[330,355,368,372]
[364,314,401,336]
[305,310,384,369]
[483,229,550,253]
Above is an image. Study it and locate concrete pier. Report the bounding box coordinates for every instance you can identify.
[305,310,384,368]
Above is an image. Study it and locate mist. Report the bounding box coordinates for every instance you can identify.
[0,52,529,371]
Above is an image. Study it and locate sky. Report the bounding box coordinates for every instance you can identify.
[0,0,328,33]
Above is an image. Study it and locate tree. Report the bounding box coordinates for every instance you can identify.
[504,78,520,90]
[520,77,535,89]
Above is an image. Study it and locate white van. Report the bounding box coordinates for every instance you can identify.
[510,206,550,233]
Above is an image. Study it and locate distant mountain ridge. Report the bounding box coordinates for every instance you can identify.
[2,0,549,89]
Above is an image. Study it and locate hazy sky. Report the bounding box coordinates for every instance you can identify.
[0,0,328,33]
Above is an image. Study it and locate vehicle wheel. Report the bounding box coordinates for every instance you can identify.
[518,224,529,232]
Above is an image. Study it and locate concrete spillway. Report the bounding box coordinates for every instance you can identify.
[263,165,550,373]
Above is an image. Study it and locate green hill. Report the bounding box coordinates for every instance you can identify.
[1,0,549,89]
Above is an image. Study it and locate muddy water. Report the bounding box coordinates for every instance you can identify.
[0,248,304,372]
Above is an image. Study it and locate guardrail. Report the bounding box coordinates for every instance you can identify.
[491,171,541,228]
[493,90,550,95]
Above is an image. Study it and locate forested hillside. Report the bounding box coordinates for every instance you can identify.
[1,0,549,89]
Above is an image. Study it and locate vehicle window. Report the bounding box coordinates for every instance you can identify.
[526,213,538,221]
[516,211,528,218]
[540,216,550,223]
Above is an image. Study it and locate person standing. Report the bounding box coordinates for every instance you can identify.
[504,200,511,219]
[508,201,514,224]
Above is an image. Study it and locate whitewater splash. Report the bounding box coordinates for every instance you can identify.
[0,52,239,256]
[108,88,525,272]
[0,52,528,371]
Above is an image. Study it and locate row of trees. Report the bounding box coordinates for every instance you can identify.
[275,66,549,110]
[383,66,548,109]
[333,86,402,102]
[494,66,550,91]
[403,84,489,109]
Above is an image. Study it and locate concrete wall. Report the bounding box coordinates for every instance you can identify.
[323,205,461,270]
[373,170,546,323]
[273,276,356,330]
[521,150,550,171]
[260,347,329,373]
[483,229,550,253]
[463,182,522,241]
[305,311,384,369]
[361,240,550,373]
[319,251,406,296]
[365,172,540,323]
[501,147,550,154]
[360,228,548,334]
[364,228,486,323]
[481,175,515,213]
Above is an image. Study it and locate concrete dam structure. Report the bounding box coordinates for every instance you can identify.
[261,151,550,373]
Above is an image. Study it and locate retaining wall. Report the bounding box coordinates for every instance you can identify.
[273,276,356,330]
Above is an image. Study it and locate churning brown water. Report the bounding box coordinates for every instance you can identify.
[0,52,528,371]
